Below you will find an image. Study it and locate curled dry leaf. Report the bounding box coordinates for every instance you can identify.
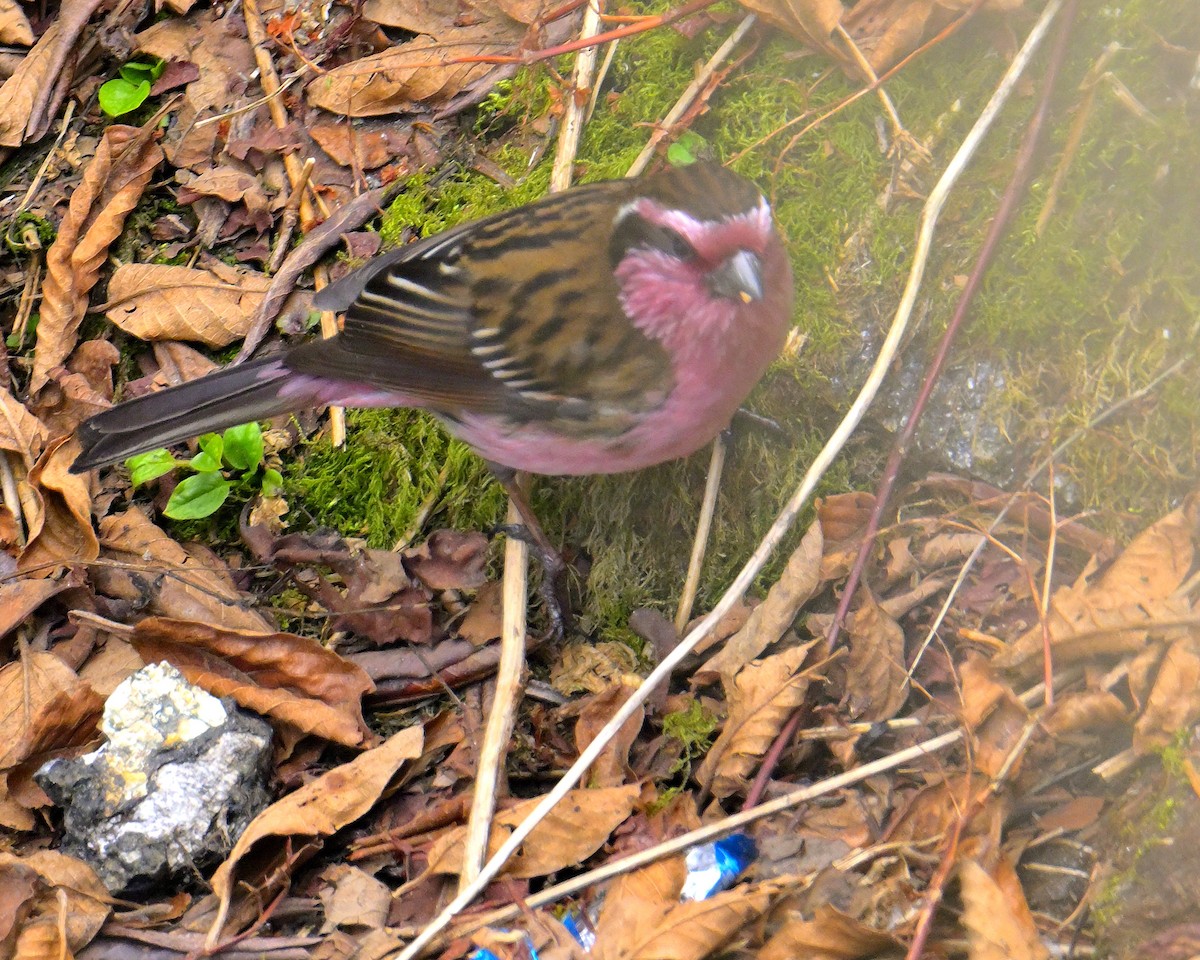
[96,508,275,632]
[17,436,99,577]
[308,26,519,118]
[841,588,907,724]
[0,578,74,641]
[1132,639,1200,754]
[695,519,824,687]
[129,616,375,747]
[33,123,164,391]
[0,850,110,960]
[592,855,781,960]
[995,494,1200,674]
[574,683,645,789]
[0,386,49,465]
[208,726,424,929]
[424,783,640,879]
[0,0,104,146]
[104,263,273,347]
[0,651,103,777]
[696,642,817,799]
[0,0,33,45]
[757,904,902,960]
[959,857,1050,960]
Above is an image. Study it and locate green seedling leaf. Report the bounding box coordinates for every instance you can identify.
[126,448,179,487]
[98,77,151,117]
[223,422,264,472]
[119,58,165,85]
[165,471,232,520]
[261,467,284,497]
[188,432,224,472]
[667,131,708,168]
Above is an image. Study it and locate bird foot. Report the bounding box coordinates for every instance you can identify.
[490,522,574,641]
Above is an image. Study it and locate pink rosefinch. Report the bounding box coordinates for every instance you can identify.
[72,161,793,477]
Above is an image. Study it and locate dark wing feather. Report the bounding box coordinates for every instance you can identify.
[290,180,674,431]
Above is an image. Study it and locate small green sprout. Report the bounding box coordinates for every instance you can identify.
[125,422,282,520]
[99,58,165,118]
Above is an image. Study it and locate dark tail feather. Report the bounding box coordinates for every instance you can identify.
[72,357,302,473]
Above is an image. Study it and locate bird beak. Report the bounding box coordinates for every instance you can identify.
[710,250,763,304]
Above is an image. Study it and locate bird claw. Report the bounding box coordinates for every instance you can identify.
[490,522,574,640]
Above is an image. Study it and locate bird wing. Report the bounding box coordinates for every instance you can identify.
[290,183,673,428]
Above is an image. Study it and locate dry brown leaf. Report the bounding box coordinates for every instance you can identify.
[33,123,164,391]
[1040,690,1129,741]
[0,651,102,774]
[696,519,823,687]
[95,508,275,632]
[318,863,391,931]
[595,870,779,960]
[757,904,902,960]
[0,387,49,463]
[103,263,273,347]
[0,578,72,641]
[308,28,519,118]
[592,857,687,958]
[0,850,109,960]
[574,684,644,789]
[841,589,907,723]
[17,436,99,577]
[696,642,817,799]
[996,495,1200,673]
[425,784,640,878]
[1133,638,1200,754]
[129,616,374,747]
[959,857,1049,960]
[209,726,424,918]
[0,0,103,146]
[459,580,503,645]
[0,0,33,44]
[744,0,1022,76]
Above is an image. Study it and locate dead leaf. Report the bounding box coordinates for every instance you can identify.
[0,387,49,464]
[0,0,33,45]
[995,495,1200,673]
[758,904,901,960]
[209,726,424,930]
[95,508,275,632]
[0,578,73,641]
[129,616,375,747]
[0,850,109,960]
[959,857,1049,960]
[103,263,273,347]
[405,529,489,590]
[318,863,391,931]
[0,652,102,775]
[17,436,99,577]
[0,0,104,146]
[841,589,907,723]
[697,642,817,799]
[33,122,164,391]
[424,784,640,879]
[459,580,503,645]
[696,519,824,687]
[591,857,687,956]
[574,684,644,788]
[1133,638,1200,754]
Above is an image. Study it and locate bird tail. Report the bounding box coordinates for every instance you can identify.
[72,357,302,472]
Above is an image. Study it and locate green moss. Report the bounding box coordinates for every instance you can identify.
[661,698,719,780]
[286,408,507,546]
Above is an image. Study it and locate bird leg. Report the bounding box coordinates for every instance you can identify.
[487,463,571,639]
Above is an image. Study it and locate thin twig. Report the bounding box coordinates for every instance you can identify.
[674,434,726,633]
[627,14,757,178]
[268,158,315,275]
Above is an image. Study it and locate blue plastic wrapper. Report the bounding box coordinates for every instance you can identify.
[679,833,757,902]
[561,910,598,951]
[471,934,539,960]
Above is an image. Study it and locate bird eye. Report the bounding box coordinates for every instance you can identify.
[653,226,695,261]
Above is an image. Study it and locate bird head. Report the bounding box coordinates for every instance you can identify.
[608,162,793,361]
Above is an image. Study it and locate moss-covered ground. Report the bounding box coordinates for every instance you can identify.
[287,0,1200,638]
